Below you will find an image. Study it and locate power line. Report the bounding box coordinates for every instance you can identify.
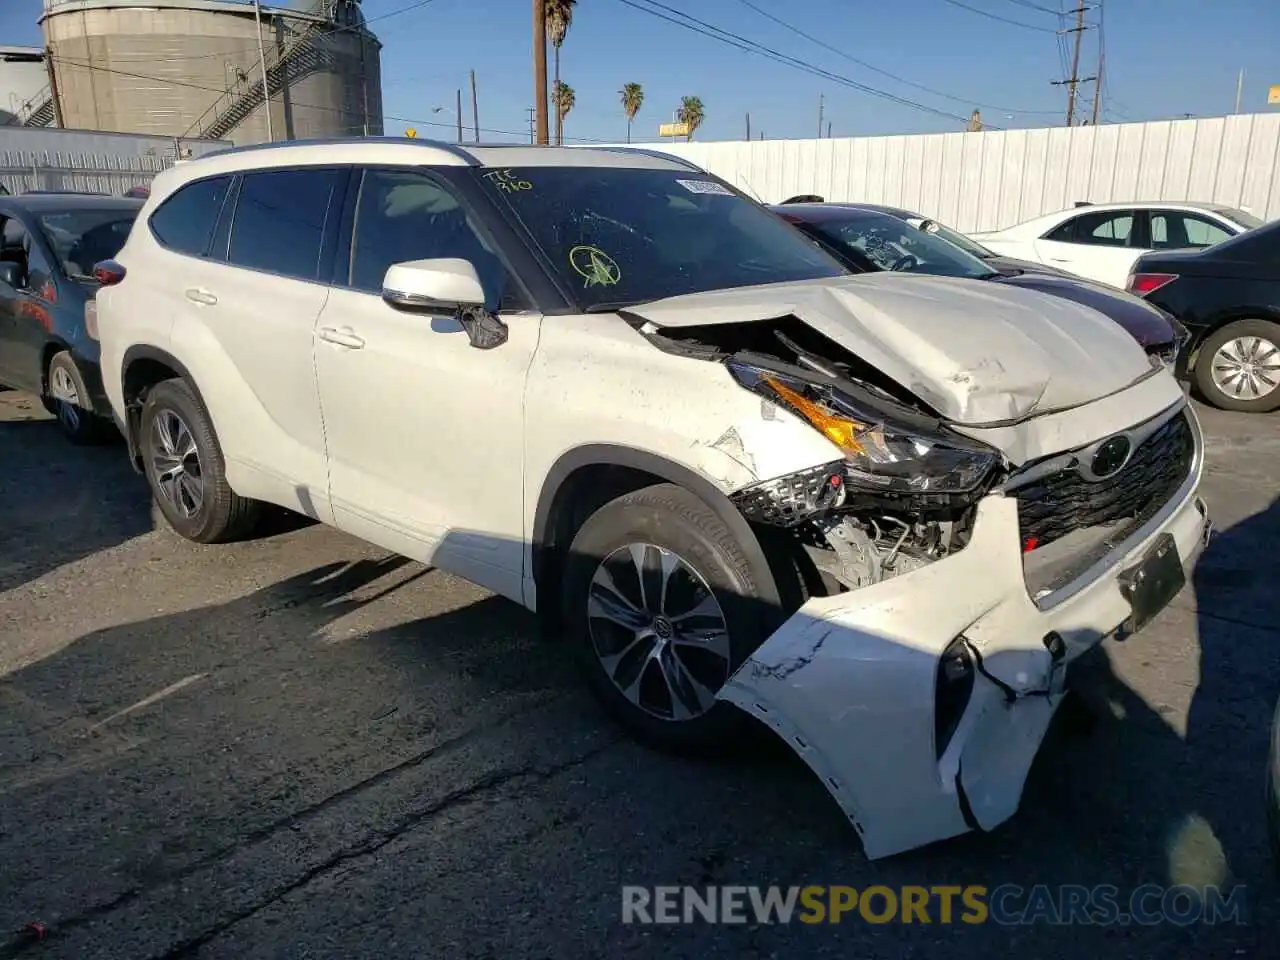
[734,0,1061,116]
[613,0,984,127]
[45,53,612,144]
[936,0,1057,32]
[1001,0,1062,14]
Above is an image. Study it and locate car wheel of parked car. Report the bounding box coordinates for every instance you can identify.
[562,483,783,752]
[1194,319,1280,413]
[140,378,260,543]
[46,351,112,445]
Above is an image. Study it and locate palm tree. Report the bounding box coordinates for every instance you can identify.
[545,0,576,145]
[553,81,576,140]
[677,95,705,141]
[620,82,644,144]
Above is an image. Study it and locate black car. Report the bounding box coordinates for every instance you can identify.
[1128,219,1280,413]
[778,196,1076,279]
[772,201,1183,364]
[0,194,143,441]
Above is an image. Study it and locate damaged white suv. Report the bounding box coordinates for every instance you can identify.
[94,139,1210,859]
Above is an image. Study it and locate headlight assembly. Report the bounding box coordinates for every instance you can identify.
[727,361,998,496]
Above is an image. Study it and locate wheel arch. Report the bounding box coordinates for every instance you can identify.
[531,443,782,629]
[120,345,210,469]
[1184,306,1280,371]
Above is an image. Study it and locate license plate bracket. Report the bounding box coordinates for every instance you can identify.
[1117,532,1185,634]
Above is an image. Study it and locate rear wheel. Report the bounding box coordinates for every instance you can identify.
[46,351,112,444]
[140,378,260,543]
[562,483,784,752]
[1194,319,1280,413]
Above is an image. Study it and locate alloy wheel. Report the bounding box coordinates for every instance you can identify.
[1211,335,1280,401]
[587,542,733,722]
[49,365,81,434]
[150,409,204,518]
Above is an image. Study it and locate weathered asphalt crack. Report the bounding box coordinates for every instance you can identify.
[0,691,577,957]
[147,736,624,960]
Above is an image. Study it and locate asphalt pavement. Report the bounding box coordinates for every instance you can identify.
[1,387,1277,959]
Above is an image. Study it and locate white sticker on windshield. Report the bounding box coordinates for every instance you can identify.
[676,178,734,196]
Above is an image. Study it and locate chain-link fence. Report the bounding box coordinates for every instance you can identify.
[0,149,177,197]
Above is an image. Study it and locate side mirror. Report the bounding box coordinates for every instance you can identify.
[0,261,24,289]
[918,219,939,235]
[382,258,486,312]
[381,257,508,350]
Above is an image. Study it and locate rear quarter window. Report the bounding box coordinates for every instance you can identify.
[149,175,233,256]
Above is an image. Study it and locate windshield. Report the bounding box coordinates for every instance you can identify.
[1214,206,1265,231]
[37,208,137,279]
[812,211,998,279]
[482,167,847,309]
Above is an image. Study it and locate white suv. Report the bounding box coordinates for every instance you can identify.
[95,139,1210,859]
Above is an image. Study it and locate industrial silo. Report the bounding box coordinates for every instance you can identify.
[41,0,382,145]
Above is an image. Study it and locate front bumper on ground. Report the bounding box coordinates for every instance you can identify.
[717,480,1210,860]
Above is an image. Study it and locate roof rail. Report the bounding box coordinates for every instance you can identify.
[199,137,479,165]
[587,146,705,171]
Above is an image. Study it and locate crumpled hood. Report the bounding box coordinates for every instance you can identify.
[625,274,1156,424]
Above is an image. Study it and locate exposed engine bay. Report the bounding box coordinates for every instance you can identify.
[626,311,1003,594]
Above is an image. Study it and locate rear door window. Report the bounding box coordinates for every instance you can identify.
[227,168,341,281]
[1149,211,1232,249]
[1053,210,1136,247]
[149,175,232,256]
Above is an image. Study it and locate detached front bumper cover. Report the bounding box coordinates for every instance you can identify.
[716,484,1210,859]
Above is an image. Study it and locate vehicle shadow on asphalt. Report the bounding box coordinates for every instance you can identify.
[1012,496,1280,916]
[3,512,1278,956]
[0,399,152,593]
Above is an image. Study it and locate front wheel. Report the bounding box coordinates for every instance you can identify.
[1193,319,1280,413]
[140,378,261,543]
[562,483,784,752]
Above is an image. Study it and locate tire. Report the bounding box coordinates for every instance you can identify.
[1193,319,1280,413]
[139,378,260,543]
[45,351,112,444]
[562,483,784,753]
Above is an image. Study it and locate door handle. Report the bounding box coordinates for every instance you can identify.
[317,326,366,349]
[185,288,218,306]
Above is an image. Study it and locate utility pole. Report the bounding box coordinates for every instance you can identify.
[470,69,480,142]
[1091,32,1104,125]
[456,88,463,143]
[533,0,549,144]
[253,0,273,141]
[827,121,832,139]
[1051,1,1095,127]
[817,93,824,138]
[1235,68,1244,113]
[745,112,750,140]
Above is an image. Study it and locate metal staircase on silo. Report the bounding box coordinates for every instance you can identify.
[185,3,349,143]
[10,85,56,127]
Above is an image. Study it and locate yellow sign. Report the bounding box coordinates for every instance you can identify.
[659,121,690,137]
[1268,85,1280,105]
[405,127,417,139]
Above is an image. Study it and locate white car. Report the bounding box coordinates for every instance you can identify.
[93,139,1210,860]
[971,201,1263,289]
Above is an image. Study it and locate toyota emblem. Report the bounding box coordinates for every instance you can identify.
[1089,435,1132,479]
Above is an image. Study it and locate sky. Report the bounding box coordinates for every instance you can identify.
[3,0,1277,144]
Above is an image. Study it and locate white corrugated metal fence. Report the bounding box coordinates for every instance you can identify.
[630,113,1280,232]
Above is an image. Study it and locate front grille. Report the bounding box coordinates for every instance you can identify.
[1015,411,1195,550]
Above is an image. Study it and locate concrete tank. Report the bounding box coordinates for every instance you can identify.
[41,0,382,145]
